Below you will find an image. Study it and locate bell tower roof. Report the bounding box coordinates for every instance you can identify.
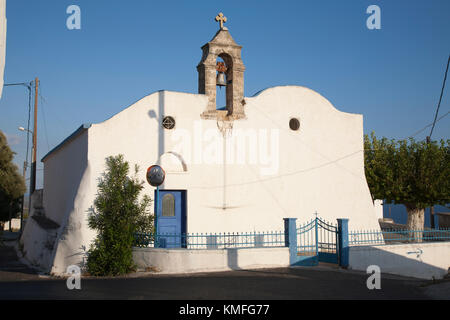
[204,28,242,49]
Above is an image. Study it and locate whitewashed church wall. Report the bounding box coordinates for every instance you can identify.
[196,85,379,232]
[22,130,93,274]
[43,130,89,226]
[41,86,382,274]
[87,86,380,233]
[48,130,100,275]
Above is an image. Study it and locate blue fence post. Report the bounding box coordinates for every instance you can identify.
[315,217,319,255]
[154,186,160,248]
[284,218,297,265]
[337,219,349,268]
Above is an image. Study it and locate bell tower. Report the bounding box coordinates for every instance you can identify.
[197,13,246,120]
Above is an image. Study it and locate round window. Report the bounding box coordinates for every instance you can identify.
[162,116,176,130]
[289,118,300,131]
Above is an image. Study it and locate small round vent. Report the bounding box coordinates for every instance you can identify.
[289,118,300,131]
[162,116,176,130]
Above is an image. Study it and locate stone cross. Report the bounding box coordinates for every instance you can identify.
[215,12,227,29]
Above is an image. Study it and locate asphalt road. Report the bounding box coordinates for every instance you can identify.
[0,266,446,300]
[0,241,448,300]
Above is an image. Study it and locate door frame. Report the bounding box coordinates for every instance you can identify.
[155,189,188,248]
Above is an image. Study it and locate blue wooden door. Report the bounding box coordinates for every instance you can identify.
[156,190,187,248]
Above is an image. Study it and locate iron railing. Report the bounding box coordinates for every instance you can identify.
[134,225,450,249]
[134,230,286,249]
[349,228,450,246]
[296,219,317,255]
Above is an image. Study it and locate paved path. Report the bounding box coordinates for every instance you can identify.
[0,241,42,282]
[0,243,448,300]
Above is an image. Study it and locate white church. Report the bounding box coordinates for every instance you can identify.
[21,14,381,274]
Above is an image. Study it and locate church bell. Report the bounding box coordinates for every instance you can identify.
[216,72,227,87]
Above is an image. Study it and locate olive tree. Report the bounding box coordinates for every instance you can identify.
[364,133,449,240]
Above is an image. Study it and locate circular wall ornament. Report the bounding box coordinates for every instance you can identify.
[146,165,165,187]
[289,118,300,131]
[162,116,176,130]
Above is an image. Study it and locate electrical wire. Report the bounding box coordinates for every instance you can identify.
[408,109,450,139]
[189,149,364,190]
[429,55,449,138]
[3,82,30,87]
[38,82,51,152]
[3,80,34,186]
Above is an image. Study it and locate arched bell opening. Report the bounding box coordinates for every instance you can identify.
[216,53,233,114]
[215,56,227,111]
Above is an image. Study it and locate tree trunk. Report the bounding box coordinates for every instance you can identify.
[430,206,435,229]
[405,205,424,243]
[8,202,12,232]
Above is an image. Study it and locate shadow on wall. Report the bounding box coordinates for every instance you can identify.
[349,243,450,280]
[148,90,165,189]
[53,130,89,273]
[20,128,89,274]
[227,248,241,270]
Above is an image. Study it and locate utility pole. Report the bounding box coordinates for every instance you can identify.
[20,160,27,234]
[30,77,38,194]
[26,77,38,221]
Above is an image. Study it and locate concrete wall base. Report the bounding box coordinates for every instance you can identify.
[132,247,290,274]
[349,242,450,280]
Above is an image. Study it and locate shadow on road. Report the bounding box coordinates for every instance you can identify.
[0,240,41,282]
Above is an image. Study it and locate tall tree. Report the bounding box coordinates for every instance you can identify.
[364,133,449,239]
[86,154,153,276]
[0,130,26,229]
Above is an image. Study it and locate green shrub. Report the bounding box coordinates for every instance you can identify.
[86,155,153,276]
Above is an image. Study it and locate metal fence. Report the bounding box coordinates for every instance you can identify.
[349,228,450,246]
[296,219,317,255]
[134,230,286,250]
[296,218,338,253]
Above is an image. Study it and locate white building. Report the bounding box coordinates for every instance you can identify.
[0,0,6,99]
[20,15,381,275]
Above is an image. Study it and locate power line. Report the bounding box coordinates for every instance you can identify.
[3,80,34,181]
[4,82,31,88]
[408,109,450,139]
[429,55,450,138]
[189,149,364,190]
[38,83,51,152]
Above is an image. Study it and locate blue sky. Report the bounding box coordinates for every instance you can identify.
[0,0,449,189]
